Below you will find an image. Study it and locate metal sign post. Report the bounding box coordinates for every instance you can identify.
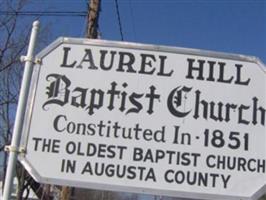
[2,20,40,200]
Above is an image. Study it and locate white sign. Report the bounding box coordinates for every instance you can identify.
[20,37,266,200]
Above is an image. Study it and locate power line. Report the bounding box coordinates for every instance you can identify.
[114,0,124,41]
[0,11,87,17]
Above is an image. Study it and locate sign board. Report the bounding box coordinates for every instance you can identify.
[20,37,266,200]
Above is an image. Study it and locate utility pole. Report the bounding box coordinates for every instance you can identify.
[61,2,102,199]
[86,0,101,39]
[61,186,71,200]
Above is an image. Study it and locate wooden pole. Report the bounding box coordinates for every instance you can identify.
[60,1,102,199]
[86,0,101,39]
[61,186,71,200]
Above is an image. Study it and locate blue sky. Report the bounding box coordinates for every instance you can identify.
[32,0,266,64]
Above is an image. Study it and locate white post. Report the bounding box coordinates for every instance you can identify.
[2,20,40,200]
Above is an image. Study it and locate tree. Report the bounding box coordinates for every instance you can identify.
[0,0,53,199]
[0,0,29,186]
